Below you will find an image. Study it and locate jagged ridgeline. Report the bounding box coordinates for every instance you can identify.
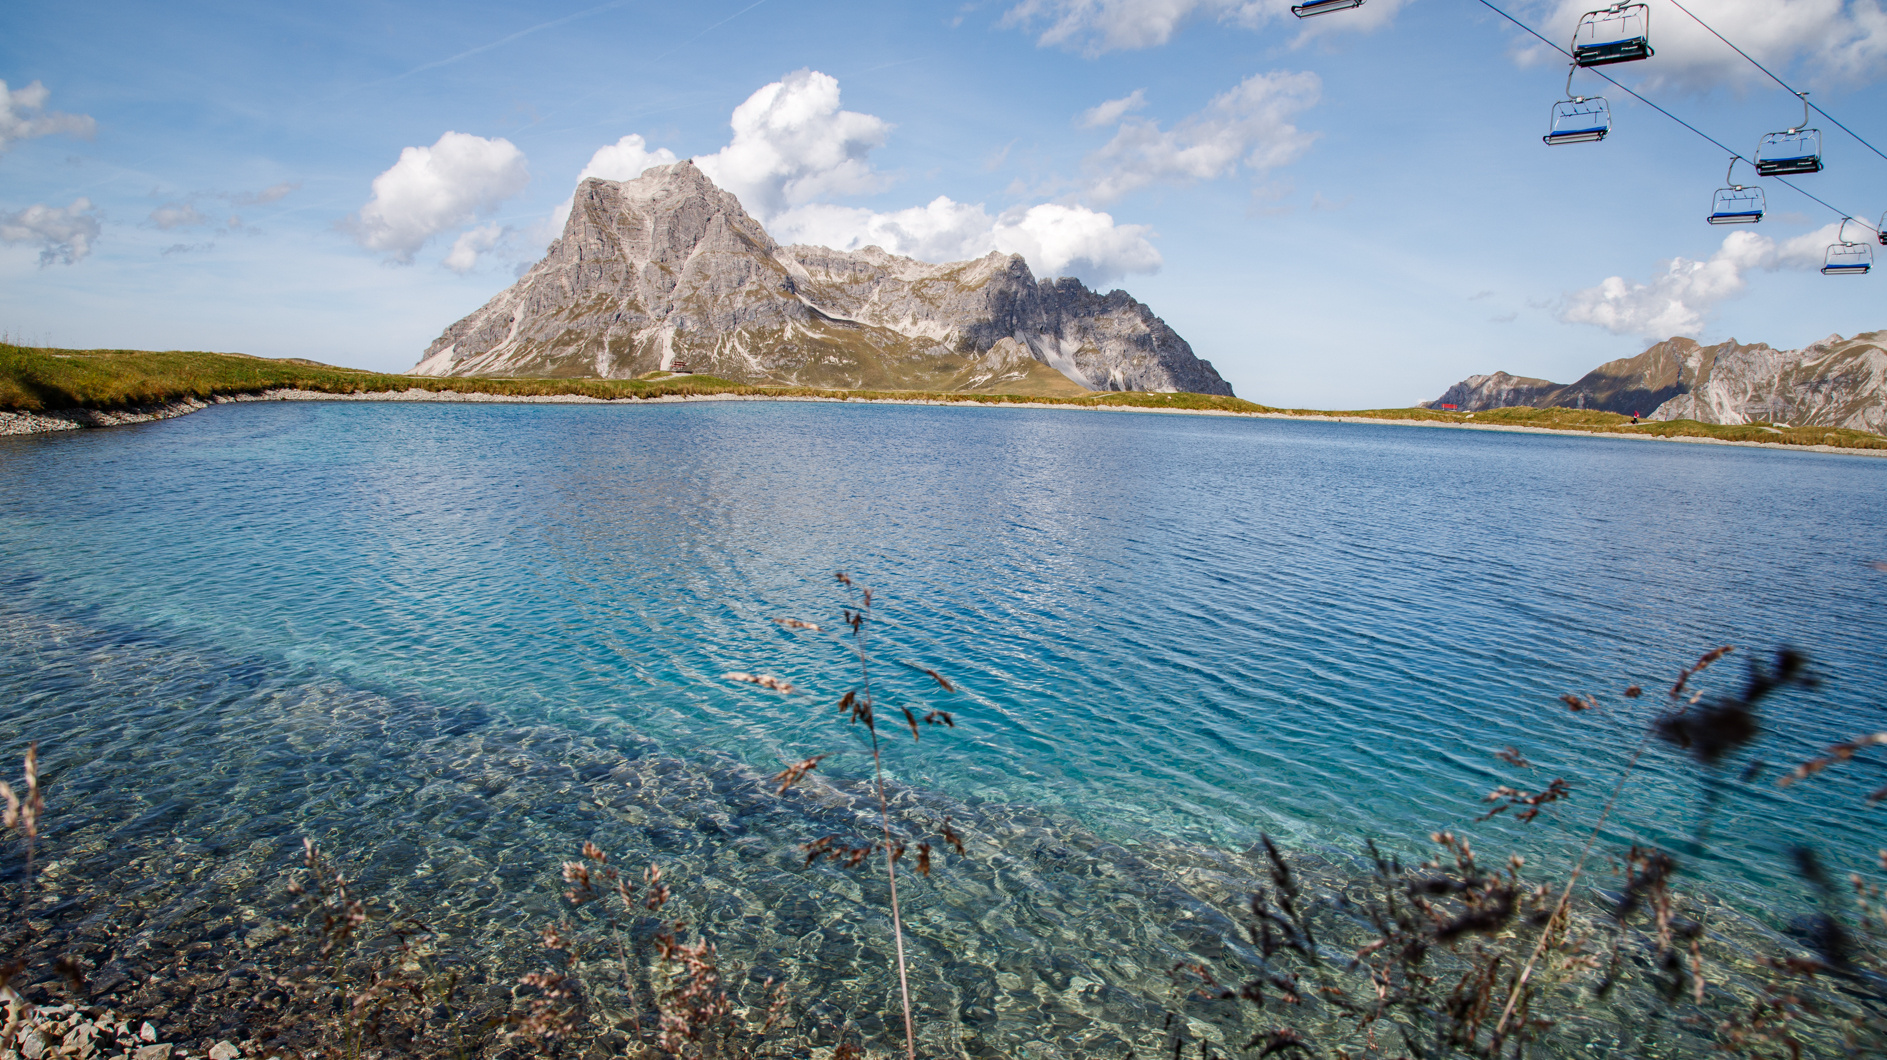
[1428,331,1887,430]
[415,161,1233,397]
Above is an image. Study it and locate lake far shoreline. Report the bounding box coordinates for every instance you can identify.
[4,385,1885,459]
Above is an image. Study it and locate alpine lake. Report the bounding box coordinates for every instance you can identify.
[3,398,1886,1058]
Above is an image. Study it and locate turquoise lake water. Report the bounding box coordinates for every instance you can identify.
[3,399,1885,1055]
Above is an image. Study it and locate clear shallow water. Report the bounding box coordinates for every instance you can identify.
[4,400,1887,1055]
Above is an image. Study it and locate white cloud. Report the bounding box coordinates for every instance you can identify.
[1001,0,1405,54]
[347,131,530,264]
[694,69,891,221]
[1558,224,1840,337]
[993,202,1163,284]
[546,70,1162,288]
[0,80,95,154]
[0,198,102,265]
[772,197,1162,286]
[1523,0,1887,91]
[545,133,680,236]
[1083,70,1320,201]
[773,197,1004,262]
[443,223,505,274]
[1079,89,1148,128]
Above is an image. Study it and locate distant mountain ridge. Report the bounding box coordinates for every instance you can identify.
[414,162,1233,396]
[1427,332,1887,431]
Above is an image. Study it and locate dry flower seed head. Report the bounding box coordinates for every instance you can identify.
[723,671,797,693]
[1495,746,1533,768]
[774,617,824,631]
[1624,684,1643,698]
[1559,693,1596,712]
[921,668,954,692]
[581,841,606,862]
[772,754,825,794]
[1777,731,1887,788]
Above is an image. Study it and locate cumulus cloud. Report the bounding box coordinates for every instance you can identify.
[1083,71,1321,201]
[0,80,95,154]
[443,223,506,274]
[556,70,1162,286]
[1558,224,1841,337]
[1524,0,1887,90]
[545,133,680,236]
[1079,89,1148,128]
[1,198,102,265]
[694,69,891,221]
[773,198,1006,263]
[1001,0,1407,54]
[347,131,530,264]
[771,197,1161,286]
[993,202,1163,283]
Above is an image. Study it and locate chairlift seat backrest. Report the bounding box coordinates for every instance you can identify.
[1822,241,1872,276]
[1706,186,1764,225]
[1291,0,1364,16]
[1573,4,1652,67]
[1755,129,1823,176]
[1544,97,1610,145]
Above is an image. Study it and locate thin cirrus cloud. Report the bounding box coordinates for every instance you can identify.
[147,184,300,236]
[1000,0,1407,55]
[1557,224,1838,338]
[346,131,530,264]
[0,79,95,154]
[1080,71,1321,202]
[0,199,102,266]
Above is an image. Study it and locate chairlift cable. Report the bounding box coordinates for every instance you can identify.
[1470,0,1881,237]
[1663,0,1887,167]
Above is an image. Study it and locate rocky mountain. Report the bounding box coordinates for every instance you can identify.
[414,162,1233,397]
[1426,332,1887,431]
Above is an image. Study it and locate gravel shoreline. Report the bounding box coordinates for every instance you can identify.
[2,386,1882,458]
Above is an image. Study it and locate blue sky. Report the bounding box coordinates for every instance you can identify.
[2,0,1883,406]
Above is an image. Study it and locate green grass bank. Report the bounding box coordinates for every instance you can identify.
[5,343,1884,452]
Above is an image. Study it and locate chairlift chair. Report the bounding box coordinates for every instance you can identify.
[1879,211,1886,246]
[1706,157,1764,224]
[1291,0,1364,16]
[1822,219,1873,276]
[1573,3,1653,67]
[1755,93,1823,176]
[1544,67,1610,145]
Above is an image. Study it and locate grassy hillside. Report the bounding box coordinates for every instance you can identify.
[0,344,1267,414]
[5,344,1884,451]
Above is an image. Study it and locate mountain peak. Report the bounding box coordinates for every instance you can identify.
[415,174,1232,396]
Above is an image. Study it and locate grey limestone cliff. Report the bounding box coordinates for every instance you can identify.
[415,161,1233,396]
[1425,332,1887,430]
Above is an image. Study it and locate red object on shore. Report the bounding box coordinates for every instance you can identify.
[1440,403,1458,410]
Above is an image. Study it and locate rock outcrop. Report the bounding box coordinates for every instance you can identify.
[415,161,1233,396]
[1424,332,1887,430]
